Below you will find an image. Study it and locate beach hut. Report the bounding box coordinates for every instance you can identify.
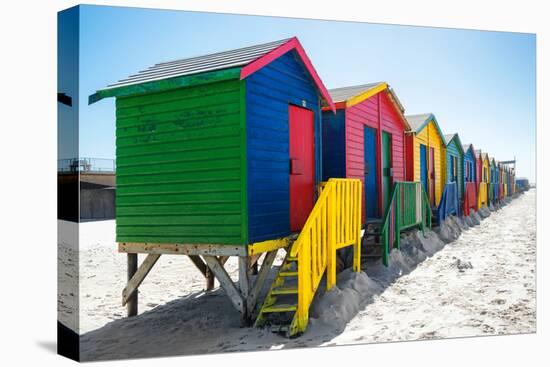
[508,167,515,195]
[499,162,506,198]
[475,149,482,195]
[483,153,492,203]
[405,113,446,207]
[444,134,465,197]
[516,177,529,192]
[89,38,363,333]
[436,133,464,222]
[476,151,490,208]
[462,144,477,215]
[490,157,499,203]
[321,82,410,221]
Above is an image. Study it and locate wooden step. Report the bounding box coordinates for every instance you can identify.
[363,253,382,259]
[269,324,289,333]
[271,286,298,295]
[262,303,297,313]
[363,245,383,258]
[364,231,382,236]
[279,271,298,277]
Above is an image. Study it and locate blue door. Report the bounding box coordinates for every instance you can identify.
[364,126,378,219]
[420,144,428,194]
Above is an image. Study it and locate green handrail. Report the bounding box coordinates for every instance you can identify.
[379,182,432,266]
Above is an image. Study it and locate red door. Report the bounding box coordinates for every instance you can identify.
[429,147,436,206]
[289,105,315,231]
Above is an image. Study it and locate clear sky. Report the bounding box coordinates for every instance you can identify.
[75,5,536,181]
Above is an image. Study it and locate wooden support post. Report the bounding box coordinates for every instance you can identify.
[239,256,251,326]
[127,253,138,317]
[205,267,215,291]
[188,255,214,290]
[246,250,277,316]
[123,254,161,307]
[203,255,244,315]
[188,255,207,277]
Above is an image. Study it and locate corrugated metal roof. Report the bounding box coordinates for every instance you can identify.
[405,113,432,132]
[328,82,384,103]
[104,38,291,90]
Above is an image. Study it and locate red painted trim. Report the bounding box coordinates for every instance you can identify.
[240,37,336,112]
[376,93,383,216]
[322,101,346,111]
[385,89,411,131]
[403,132,407,180]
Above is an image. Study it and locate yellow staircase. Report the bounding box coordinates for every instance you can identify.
[254,178,362,337]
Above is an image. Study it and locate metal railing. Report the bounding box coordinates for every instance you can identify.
[288,178,362,335]
[380,182,432,266]
[58,158,115,173]
[463,182,477,216]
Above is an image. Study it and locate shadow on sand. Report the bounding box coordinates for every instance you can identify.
[79,199,514,362]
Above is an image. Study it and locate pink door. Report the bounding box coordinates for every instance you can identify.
[289,105,315,231]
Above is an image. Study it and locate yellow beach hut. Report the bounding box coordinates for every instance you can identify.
[476,151,490,208]
[405,113,447,207]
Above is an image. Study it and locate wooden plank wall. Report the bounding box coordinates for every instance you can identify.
[344,90,407,220]
[446,138,464,201]
[245,51,322,243]
[115,78,248,245]
[412,120,446,206]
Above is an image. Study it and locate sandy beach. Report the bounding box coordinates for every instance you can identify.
[57,190,535,361]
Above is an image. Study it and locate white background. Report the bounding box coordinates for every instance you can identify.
[0,0,546,365]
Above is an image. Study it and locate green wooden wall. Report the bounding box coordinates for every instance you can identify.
[115,78,248,245]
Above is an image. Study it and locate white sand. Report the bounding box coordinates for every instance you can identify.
[324,191,536,345]
[58,191,535,361]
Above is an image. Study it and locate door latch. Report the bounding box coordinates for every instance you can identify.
[290,158,303,175]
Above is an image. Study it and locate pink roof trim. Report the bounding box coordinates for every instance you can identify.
[240,37,336,112]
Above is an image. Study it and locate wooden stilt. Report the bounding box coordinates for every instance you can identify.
[205,266,215,291]
[239,256,251,326]
[127,253,138,317]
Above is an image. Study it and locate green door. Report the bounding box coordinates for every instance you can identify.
[381,131,392,212]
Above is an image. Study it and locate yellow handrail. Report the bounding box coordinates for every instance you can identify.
[289,178,362,334]
[478,182,488,209]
